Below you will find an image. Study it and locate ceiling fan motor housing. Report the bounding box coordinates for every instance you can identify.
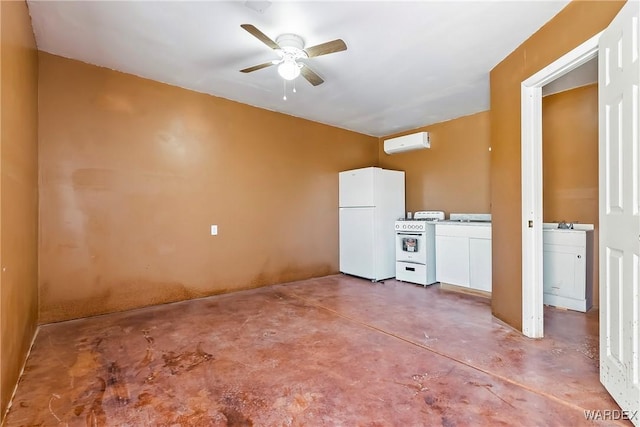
[276,34,308,60]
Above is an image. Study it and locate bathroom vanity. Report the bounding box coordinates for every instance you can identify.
[543,223,594,312]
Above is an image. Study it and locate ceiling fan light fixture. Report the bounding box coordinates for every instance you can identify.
[240,25,344,87]
[277,60,301,80]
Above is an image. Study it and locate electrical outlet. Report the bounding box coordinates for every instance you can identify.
[210,225,218,236]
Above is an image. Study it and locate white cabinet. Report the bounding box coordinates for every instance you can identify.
[469,237,492,292]
[435,234,469,286]
[435,224,491,292]
[543,227,593,312]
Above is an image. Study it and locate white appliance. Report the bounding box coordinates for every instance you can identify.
[339,167,405,281]
[383,132,430,154]
[395,210,444,286]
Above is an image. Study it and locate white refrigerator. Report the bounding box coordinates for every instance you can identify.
[339,167,405,281]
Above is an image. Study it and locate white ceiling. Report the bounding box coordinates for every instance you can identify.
[27,0,570,137]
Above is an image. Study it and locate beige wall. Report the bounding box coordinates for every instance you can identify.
[543,84,599,306]
[0,0,39,419]
[38,53,377,323]
[378,112,491,216]
[490,0,624,330]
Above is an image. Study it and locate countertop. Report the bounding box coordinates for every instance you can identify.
[436,220,492,227]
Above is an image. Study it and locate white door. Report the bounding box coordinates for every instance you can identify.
[339,207,375,279]
[599,0,640,422]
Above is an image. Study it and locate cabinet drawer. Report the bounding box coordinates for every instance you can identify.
[396,262,430,285]
[436,224,491,238]
[543,229,586,246]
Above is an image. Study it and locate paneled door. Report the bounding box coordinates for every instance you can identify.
[598,0,640,423]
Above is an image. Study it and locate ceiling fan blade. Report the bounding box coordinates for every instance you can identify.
[301,65,324,86]
[304,39,347,58]
[240,61,275,73]
[241,24,280,50]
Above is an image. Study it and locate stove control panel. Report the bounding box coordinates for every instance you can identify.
[395,221,427,232]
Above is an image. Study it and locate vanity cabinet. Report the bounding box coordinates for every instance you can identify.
[435,224,491,292]
[543,227,593,312]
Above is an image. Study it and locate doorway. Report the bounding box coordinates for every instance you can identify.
[520,33,600,338]
[542,58,599,310]
[522,3,640,418]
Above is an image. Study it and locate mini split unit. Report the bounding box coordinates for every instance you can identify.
[383,132,430,154]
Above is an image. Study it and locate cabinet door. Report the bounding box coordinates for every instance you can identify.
[543,243,586,300]
[469,238,492,292]
[435,235,470,286]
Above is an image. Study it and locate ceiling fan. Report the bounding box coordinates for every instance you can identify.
[240,24,347,86]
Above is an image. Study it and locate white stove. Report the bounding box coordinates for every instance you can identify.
[394,211,444,286]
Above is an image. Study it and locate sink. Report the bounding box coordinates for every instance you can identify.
[543,222,594,231]
[448,213,492,222]
[443,219,491,223]
[439,219,491,226]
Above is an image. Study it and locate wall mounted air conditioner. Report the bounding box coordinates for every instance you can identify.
[383,132,430,154]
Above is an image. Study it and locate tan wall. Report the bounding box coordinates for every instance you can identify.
[490,0,624,330]
[0,0,39,419]
[543,84,599,306]
[378,111,491,216]
[38,53,377,323]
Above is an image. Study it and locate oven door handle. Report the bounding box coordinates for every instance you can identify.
[397,233,423,237]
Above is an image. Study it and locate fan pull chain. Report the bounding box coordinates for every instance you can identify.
[293,78,297,93]
[283,79,287,101]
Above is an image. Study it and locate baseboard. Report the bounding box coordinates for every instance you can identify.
[2,325,40,424]
[439,282,492,299]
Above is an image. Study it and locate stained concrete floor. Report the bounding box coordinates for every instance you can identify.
[4,275,629,426]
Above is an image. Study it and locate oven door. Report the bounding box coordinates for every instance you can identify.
[396,232,427,264]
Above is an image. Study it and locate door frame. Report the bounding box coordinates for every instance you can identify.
[520,32,601,338]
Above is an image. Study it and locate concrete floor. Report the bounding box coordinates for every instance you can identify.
[4,275,629,426]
